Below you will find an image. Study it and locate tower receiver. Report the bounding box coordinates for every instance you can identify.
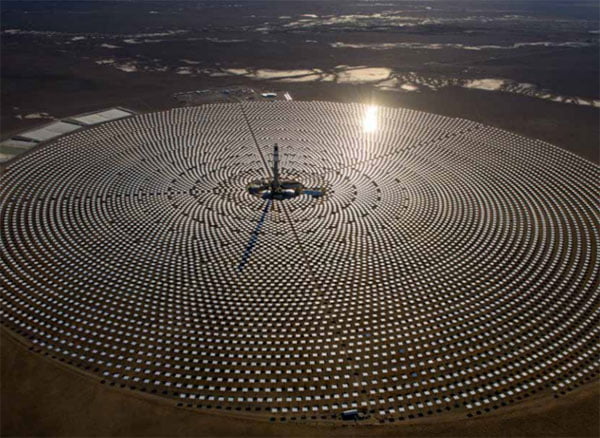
[271,143,281,194]
[246,144,324,200]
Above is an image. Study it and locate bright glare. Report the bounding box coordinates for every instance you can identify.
[363,105,378,133]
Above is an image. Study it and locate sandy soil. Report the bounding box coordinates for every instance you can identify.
[1,3,598,436]
[1,330,598,438]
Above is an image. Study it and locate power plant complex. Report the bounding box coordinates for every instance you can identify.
[1,101,598,428]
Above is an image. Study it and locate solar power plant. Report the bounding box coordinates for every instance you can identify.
[1,101,598,424]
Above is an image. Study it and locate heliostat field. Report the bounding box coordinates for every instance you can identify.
[1,102,598,424]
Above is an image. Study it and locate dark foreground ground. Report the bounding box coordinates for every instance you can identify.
[2,331,599,437]
[1,2,599,437]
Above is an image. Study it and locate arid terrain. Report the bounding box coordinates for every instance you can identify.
[1,1,599,437]
[2,333,599,437]
[1,0,599,161]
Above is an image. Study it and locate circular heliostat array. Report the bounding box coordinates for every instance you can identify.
[1,102,598,423]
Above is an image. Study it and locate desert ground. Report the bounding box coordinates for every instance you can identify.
[1,1,598,437]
